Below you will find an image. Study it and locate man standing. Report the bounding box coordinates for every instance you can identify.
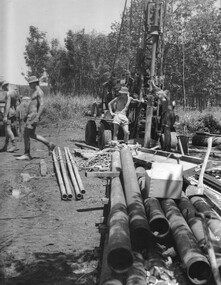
[0,81,19,152]
[108,86,142,143]
[16,76,55,160]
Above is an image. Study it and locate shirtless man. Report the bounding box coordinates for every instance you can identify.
[108,86,142,143]
[0,81,19,152]
[16,76,55,160]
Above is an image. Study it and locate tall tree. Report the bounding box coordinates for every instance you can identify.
[24,26,50,78]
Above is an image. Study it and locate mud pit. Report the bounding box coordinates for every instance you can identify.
[0,122,105,285]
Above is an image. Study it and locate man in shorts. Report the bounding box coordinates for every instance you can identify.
[16,76,56,160]
[0,81,19,152]
[108,86,142,143]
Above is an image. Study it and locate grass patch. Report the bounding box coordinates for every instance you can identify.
[40,93,95,128]
[175,106,221,134]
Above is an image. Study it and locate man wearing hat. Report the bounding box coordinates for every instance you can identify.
[108,86,142,144]
[16,76,55,160]
[0,81,19,152]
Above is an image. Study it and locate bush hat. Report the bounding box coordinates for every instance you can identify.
[1,81,9,88]
[119,86,129,94]
[28,76,39,84]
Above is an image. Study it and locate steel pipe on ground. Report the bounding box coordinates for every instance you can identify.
[144,197,170,239]
[190,196,221,243]
[177,193,206,248]
[99,234,123,285]
[67,147,86,194]
[126,252,146,285]
[107,151,133,273]
[57,147,73,200]
[120,147,151,249]
[64,147,82,200]
[52,150,68,200]
[161,198,211,284]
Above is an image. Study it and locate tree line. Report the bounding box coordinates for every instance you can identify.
[24,0,221,109]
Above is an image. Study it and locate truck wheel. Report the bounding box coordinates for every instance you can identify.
[85,120,97,146]
[98,123,112,149]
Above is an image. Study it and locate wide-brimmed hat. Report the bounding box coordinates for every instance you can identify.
[1,80,9,88]
[28,76,39,84]
[119,86,129,94]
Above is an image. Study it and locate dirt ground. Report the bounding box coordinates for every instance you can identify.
[0,120,106,285]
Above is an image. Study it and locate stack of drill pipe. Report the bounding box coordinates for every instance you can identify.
[107,151,133,273]
[125,252,146,285]
[66,147,86,195]
[190,196,221,243]
[161,198,212,284]
[64,147,82,200]
[120,147,151,249]
[99,233,124,285]
[52,150,68,200]
[135,166,170,240]
[57,147,73,200]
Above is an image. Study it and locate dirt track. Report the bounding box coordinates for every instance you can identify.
[0,122,105,285]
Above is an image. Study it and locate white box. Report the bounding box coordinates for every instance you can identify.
[144,162,183,199]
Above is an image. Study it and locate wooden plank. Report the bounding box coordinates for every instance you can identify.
[75,142,99,151]
[86,171,120,178]
[85,171,146,178]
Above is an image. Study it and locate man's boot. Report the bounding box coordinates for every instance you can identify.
[7,140,18,153]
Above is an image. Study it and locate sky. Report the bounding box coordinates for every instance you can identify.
[0,0,127,85]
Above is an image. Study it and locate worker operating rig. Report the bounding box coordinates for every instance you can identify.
[85,0,176,150]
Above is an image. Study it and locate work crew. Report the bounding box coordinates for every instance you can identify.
[16,76,56,160]
[108,86,143,144]
[0,81,19,152]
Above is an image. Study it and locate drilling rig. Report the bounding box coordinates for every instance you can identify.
[85,0,170,149]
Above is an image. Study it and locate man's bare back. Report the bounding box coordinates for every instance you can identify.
[28,86,44,116]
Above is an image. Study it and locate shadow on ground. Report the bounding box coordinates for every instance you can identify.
[0,250,98,285]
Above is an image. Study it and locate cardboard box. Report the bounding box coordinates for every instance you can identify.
[145,162,183,199]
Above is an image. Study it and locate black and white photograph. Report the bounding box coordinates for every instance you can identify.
[0,0,221,284]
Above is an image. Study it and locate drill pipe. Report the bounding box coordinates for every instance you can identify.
[120,147,151,249]
[64,147,82,200]
[177,193,206,248]
[135,166,146,197]
[99,234,124,285]
[135,166,170,239]
[126,252,146,285]
[144,197,170,239]
[107,151,133,273]
[67,147,86,194]
[52,150,68,200]
[161,198,211,284]
[190,196,221,242]
[57,147,73,200]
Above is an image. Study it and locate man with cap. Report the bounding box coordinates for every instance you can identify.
[16,76,55,160]
[0,81,19,152]
[108,86,142,143]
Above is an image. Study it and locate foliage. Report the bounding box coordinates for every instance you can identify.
[24,26,50,78]
[177,107,221,133]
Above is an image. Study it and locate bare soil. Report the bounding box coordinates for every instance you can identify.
[0,120,105,285]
